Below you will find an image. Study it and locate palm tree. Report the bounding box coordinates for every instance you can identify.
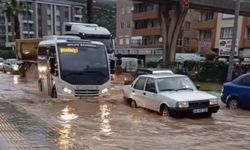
[1,0,27,41]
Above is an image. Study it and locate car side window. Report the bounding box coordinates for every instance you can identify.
[145,78,157,93]
[240,76,250,87]
[134,78,146,90]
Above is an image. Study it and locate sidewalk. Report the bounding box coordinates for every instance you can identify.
[0,113,32,150]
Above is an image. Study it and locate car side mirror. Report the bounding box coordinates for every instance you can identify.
[196,84,200,90]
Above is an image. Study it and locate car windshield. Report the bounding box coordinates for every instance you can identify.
[58,43,109,78]
[157,76,196,92]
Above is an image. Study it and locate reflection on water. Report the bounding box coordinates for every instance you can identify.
[99,104,112,136]
[58,105,78,150]
[13,76,19,85]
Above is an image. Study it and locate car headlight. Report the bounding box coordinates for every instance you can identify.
[209,99,218,105]
[12,65,19,71]
[63,87,72,94]
[177,101,189,108]
[101,88,109,94]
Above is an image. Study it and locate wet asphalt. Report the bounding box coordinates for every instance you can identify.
[0,73,250,150]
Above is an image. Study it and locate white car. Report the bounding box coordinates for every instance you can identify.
[123,74,220,117]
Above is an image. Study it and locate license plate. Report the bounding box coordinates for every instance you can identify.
[193,108,208,114]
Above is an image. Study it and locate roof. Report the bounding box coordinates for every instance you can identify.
[139,74,186,79]
[63,22,111,36]
[39,38,105,46]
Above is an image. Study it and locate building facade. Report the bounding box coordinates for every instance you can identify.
[4,0,85,47]
[193,11,250,60]
[0,4,6,47]
[116,0,199,62]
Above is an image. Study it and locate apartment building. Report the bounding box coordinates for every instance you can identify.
[116,0,199,62]
[0,4,6,47]
[193,11,250,60]
[5,0,85,47]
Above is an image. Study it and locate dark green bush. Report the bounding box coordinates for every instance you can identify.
[146,61,158,68]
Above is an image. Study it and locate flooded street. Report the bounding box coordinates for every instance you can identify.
[0,73,250,150]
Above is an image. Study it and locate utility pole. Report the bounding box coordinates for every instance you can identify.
[227,0,241,81]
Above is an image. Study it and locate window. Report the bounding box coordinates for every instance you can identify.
[201,12,214,21]
[122,8,125,15]
[247,28,250,40]
[119,38,124,45]
[127,21,131,28]
[127,6,131,14]
[121,22,124,29]
[184,38,190,47]
[177,38,183,47]
[125,38,130,45]
[240,76,250,86]
[200,31,212,40]
[185,21,191,30]
[145,78,156,93]
[221,27,233,39]
[134,78,146,90]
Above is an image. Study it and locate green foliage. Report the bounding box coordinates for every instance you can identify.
[173,60,228,83]
[205,50,217,61]
[0,49,15,59]
[146,61,158,68]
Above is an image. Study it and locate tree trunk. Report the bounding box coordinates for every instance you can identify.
[87,0,93,23]
[14,15,20,40]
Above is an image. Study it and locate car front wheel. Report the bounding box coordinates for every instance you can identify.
[130,100,137,108]
[227,98,239,110]
[160,105,170,116]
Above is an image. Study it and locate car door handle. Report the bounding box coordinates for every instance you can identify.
[143,92,146,95]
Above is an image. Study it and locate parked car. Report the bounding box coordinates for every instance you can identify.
[0,57,4,71]
[123,74,220,117]
[221,73,250,110]
[124,68,174,85]
[3,59,22,74]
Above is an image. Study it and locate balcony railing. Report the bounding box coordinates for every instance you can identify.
[132,10,159,21]
[192,19,216,30]
[133,27,161,36]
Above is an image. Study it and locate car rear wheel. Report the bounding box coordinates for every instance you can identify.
[227,98,239,110]
[160,105,170,117]
[130,100,137,108]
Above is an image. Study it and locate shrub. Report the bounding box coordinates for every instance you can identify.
[205,50,217,61]
[146,61,158,68]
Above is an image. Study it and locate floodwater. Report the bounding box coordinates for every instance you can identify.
[0,73,250,150]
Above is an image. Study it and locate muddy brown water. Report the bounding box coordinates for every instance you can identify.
[0,73,250,150]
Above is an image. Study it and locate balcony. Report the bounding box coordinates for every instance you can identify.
[192,20,216,30]
[131,43,162,48]
[133,10,159,21]
[243,39,250,48]
[133,27,161,36]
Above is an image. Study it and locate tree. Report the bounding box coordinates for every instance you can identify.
[1,0,27,41]
[87,0,93,23]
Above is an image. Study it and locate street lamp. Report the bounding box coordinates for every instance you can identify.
[227,0,241,81]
